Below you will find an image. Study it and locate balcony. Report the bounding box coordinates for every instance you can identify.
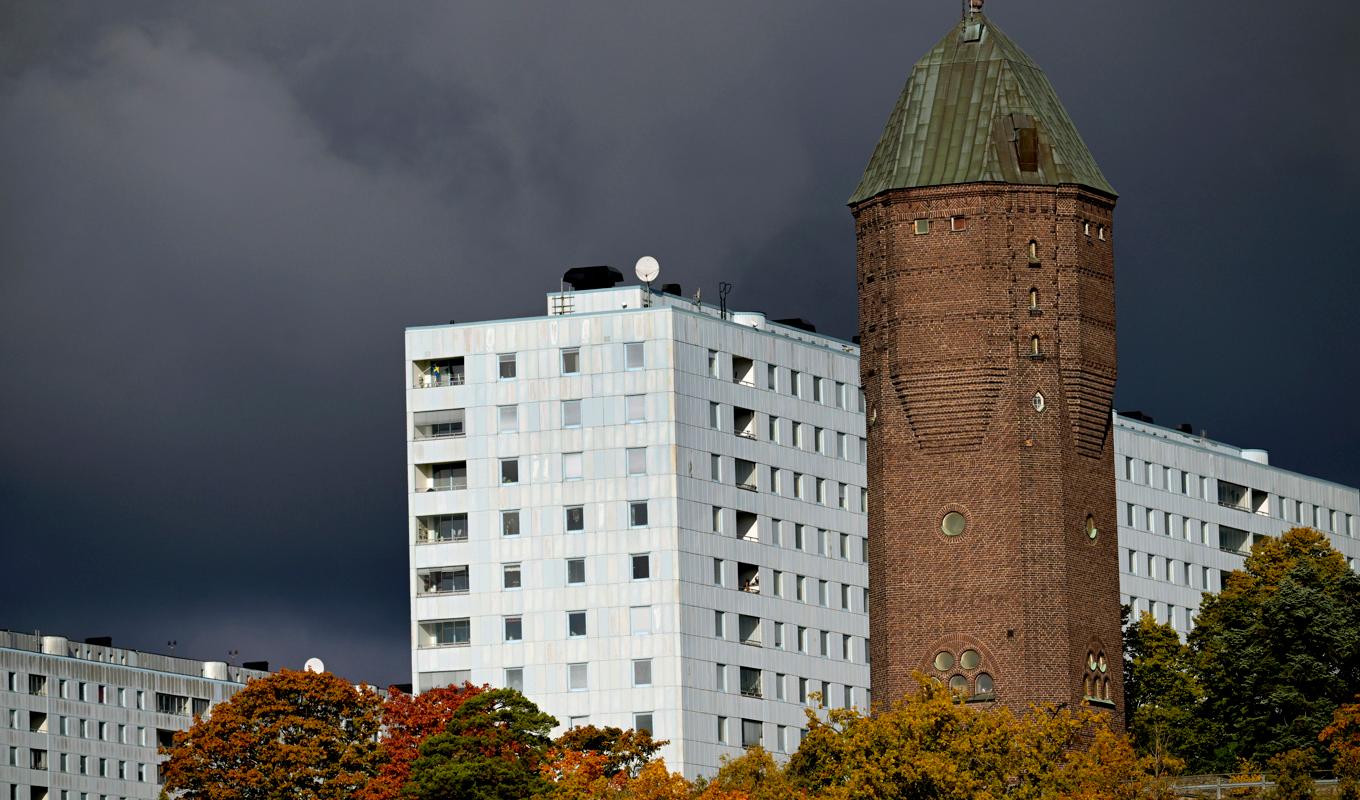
[739,667,762,698]
[1218,526,1254,556]
[734,460,758,492]
[413,357,465,389]
[413,409,465,440]
[738,562,760,594]
[732,356,755,387]
[418,461,467,492]
[736,511,759,542]
[733,407,757,440]
[738,615,762,647]
[417,514,469,543]
[418,567,469,595]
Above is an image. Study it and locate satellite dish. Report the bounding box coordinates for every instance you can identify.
[303,657,325,674]
[634,256,660,284]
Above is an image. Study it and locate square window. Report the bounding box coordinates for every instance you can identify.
[626,447,647,476]
[624,342,645,370]
[561,348,580,375]
[626,394,645,423]
[742,719,762,748]
[634,713,654,735]
[504,616,522,641]
[567,558,585,585]
[502,563,522,589]
[505,668,524,692]
[565,505,584,532]
[569,716,589,729]
[630,605,653,636]
[498,405,518,433]
[950,216,968,232]
[568,611,587,638]
[500,458,519,484]
[633,659,653,686]
[498,353,517,379]
[562,400,581,428]
[502,510,521,537]
[568,663,588,691]
[563,452,583,480]
[913,218,929,235]
[629,501,649,527]
[632,553,650,580]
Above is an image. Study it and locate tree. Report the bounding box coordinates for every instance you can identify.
[783,673,1142,800]
[553,725,666,778]
[407,687,558,800]
[355,683,485,800]
[1190,528,1360,769]
[159,669,383,800]
[1267,748,1316,800]
[1124,611,1211,771]
[692,747,800,800]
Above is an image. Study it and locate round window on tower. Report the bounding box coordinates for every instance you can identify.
[941,512,967,537]
[1085,514,1098,540]
[960,649,981,670]
[934,651,955,671]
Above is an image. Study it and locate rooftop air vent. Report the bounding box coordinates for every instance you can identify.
[562,266,623,290]
[774,317,817,333]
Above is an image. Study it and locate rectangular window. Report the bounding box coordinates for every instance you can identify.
[631,606,653,636]
[775,674,787,701]
[567,558,585,585]
[561,348,580,375]
[562,400,581,428]
[498,405,518,433]
[633,659,653,687]
[712,506,724,533]
[793,423,804,448]
[789,370,800,397]
[710,454,722,481]
[503,563,522,589]
[427,618,470,646]
[504,616,522,641]
[769,416,780,443]
[766,364,778,391]
[715,663,727,692]
[626,394,646,423]
[818,580,829,606]
[501,510,521,537]
[565,505,584,533]
[634,713,654,736]
[568,663,588,691]
[500,458,520,484]
[771,570,783,598]
[819,630,830,656]
[913,218,929,235]
[505,668,524,692]
[793,473,804,499]
[626,447,647,476]
[813,377,824,403]
[563,451,583,480]
[717,716,728,744]
[632,553,651,580]
[714,611,725,638]
[498,353,517,379]
[950,215,968,232]
[568,611,587,638]
[797,626,808,653]
[630,501,649,527]
[743,719,762,748]
[795,524,805,551]
[713,558,724,586]
[418,566,469,595]
[624,342,645,370]
[709,401,721,430]
[708,349,720,378]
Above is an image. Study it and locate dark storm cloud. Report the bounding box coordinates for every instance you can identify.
[1,1,1356,684]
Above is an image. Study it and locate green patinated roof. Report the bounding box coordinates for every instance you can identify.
[848,14,1115,205]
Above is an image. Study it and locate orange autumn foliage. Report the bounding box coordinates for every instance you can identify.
[355,682,486,800]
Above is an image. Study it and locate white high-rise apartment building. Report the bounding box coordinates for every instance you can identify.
[1,631,269,800]
[405,274,870,777]
[406,273,1359,777]
[1115,413,1360,634]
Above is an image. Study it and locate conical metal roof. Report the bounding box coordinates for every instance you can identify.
[849,14,1115,205]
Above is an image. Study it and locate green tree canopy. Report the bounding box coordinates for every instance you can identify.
[1190,528,1360,769]
[407,687,558,800]
[1124,611,1209,771]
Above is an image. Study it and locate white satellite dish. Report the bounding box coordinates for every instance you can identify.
[303,657,325,674]
[634,256,660,284]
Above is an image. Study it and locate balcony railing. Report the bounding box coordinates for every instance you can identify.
[740,688,762,698]
[415,374,466,389]
[735,430,757,440]
[1217,501,1270,516]
[736,482,757,492]
[424,479,468,492]
[417,530,469,544]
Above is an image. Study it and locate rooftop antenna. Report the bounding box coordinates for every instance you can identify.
[634,256,660,308]
[718,282,733,321]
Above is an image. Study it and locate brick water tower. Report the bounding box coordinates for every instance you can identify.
[852,0,1123,720]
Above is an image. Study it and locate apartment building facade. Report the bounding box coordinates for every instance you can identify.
[1,631,269,800]
[406,277,1360,777]
[406,280,870,777]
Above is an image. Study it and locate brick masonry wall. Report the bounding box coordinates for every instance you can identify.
[854,183,1124,725]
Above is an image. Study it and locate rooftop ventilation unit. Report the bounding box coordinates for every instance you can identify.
[562,265,623,290]
[774,318,817,333]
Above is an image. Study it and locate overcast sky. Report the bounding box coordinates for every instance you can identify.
[2,1,1357,687]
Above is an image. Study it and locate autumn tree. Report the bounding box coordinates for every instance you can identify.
[159,669,383,800]
[1124,611,1211,771]
[354,682,485,800]
[553,725,666,778]
[1191,528,1360,769]
[692,746,800,800]
[407,687,558,800]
